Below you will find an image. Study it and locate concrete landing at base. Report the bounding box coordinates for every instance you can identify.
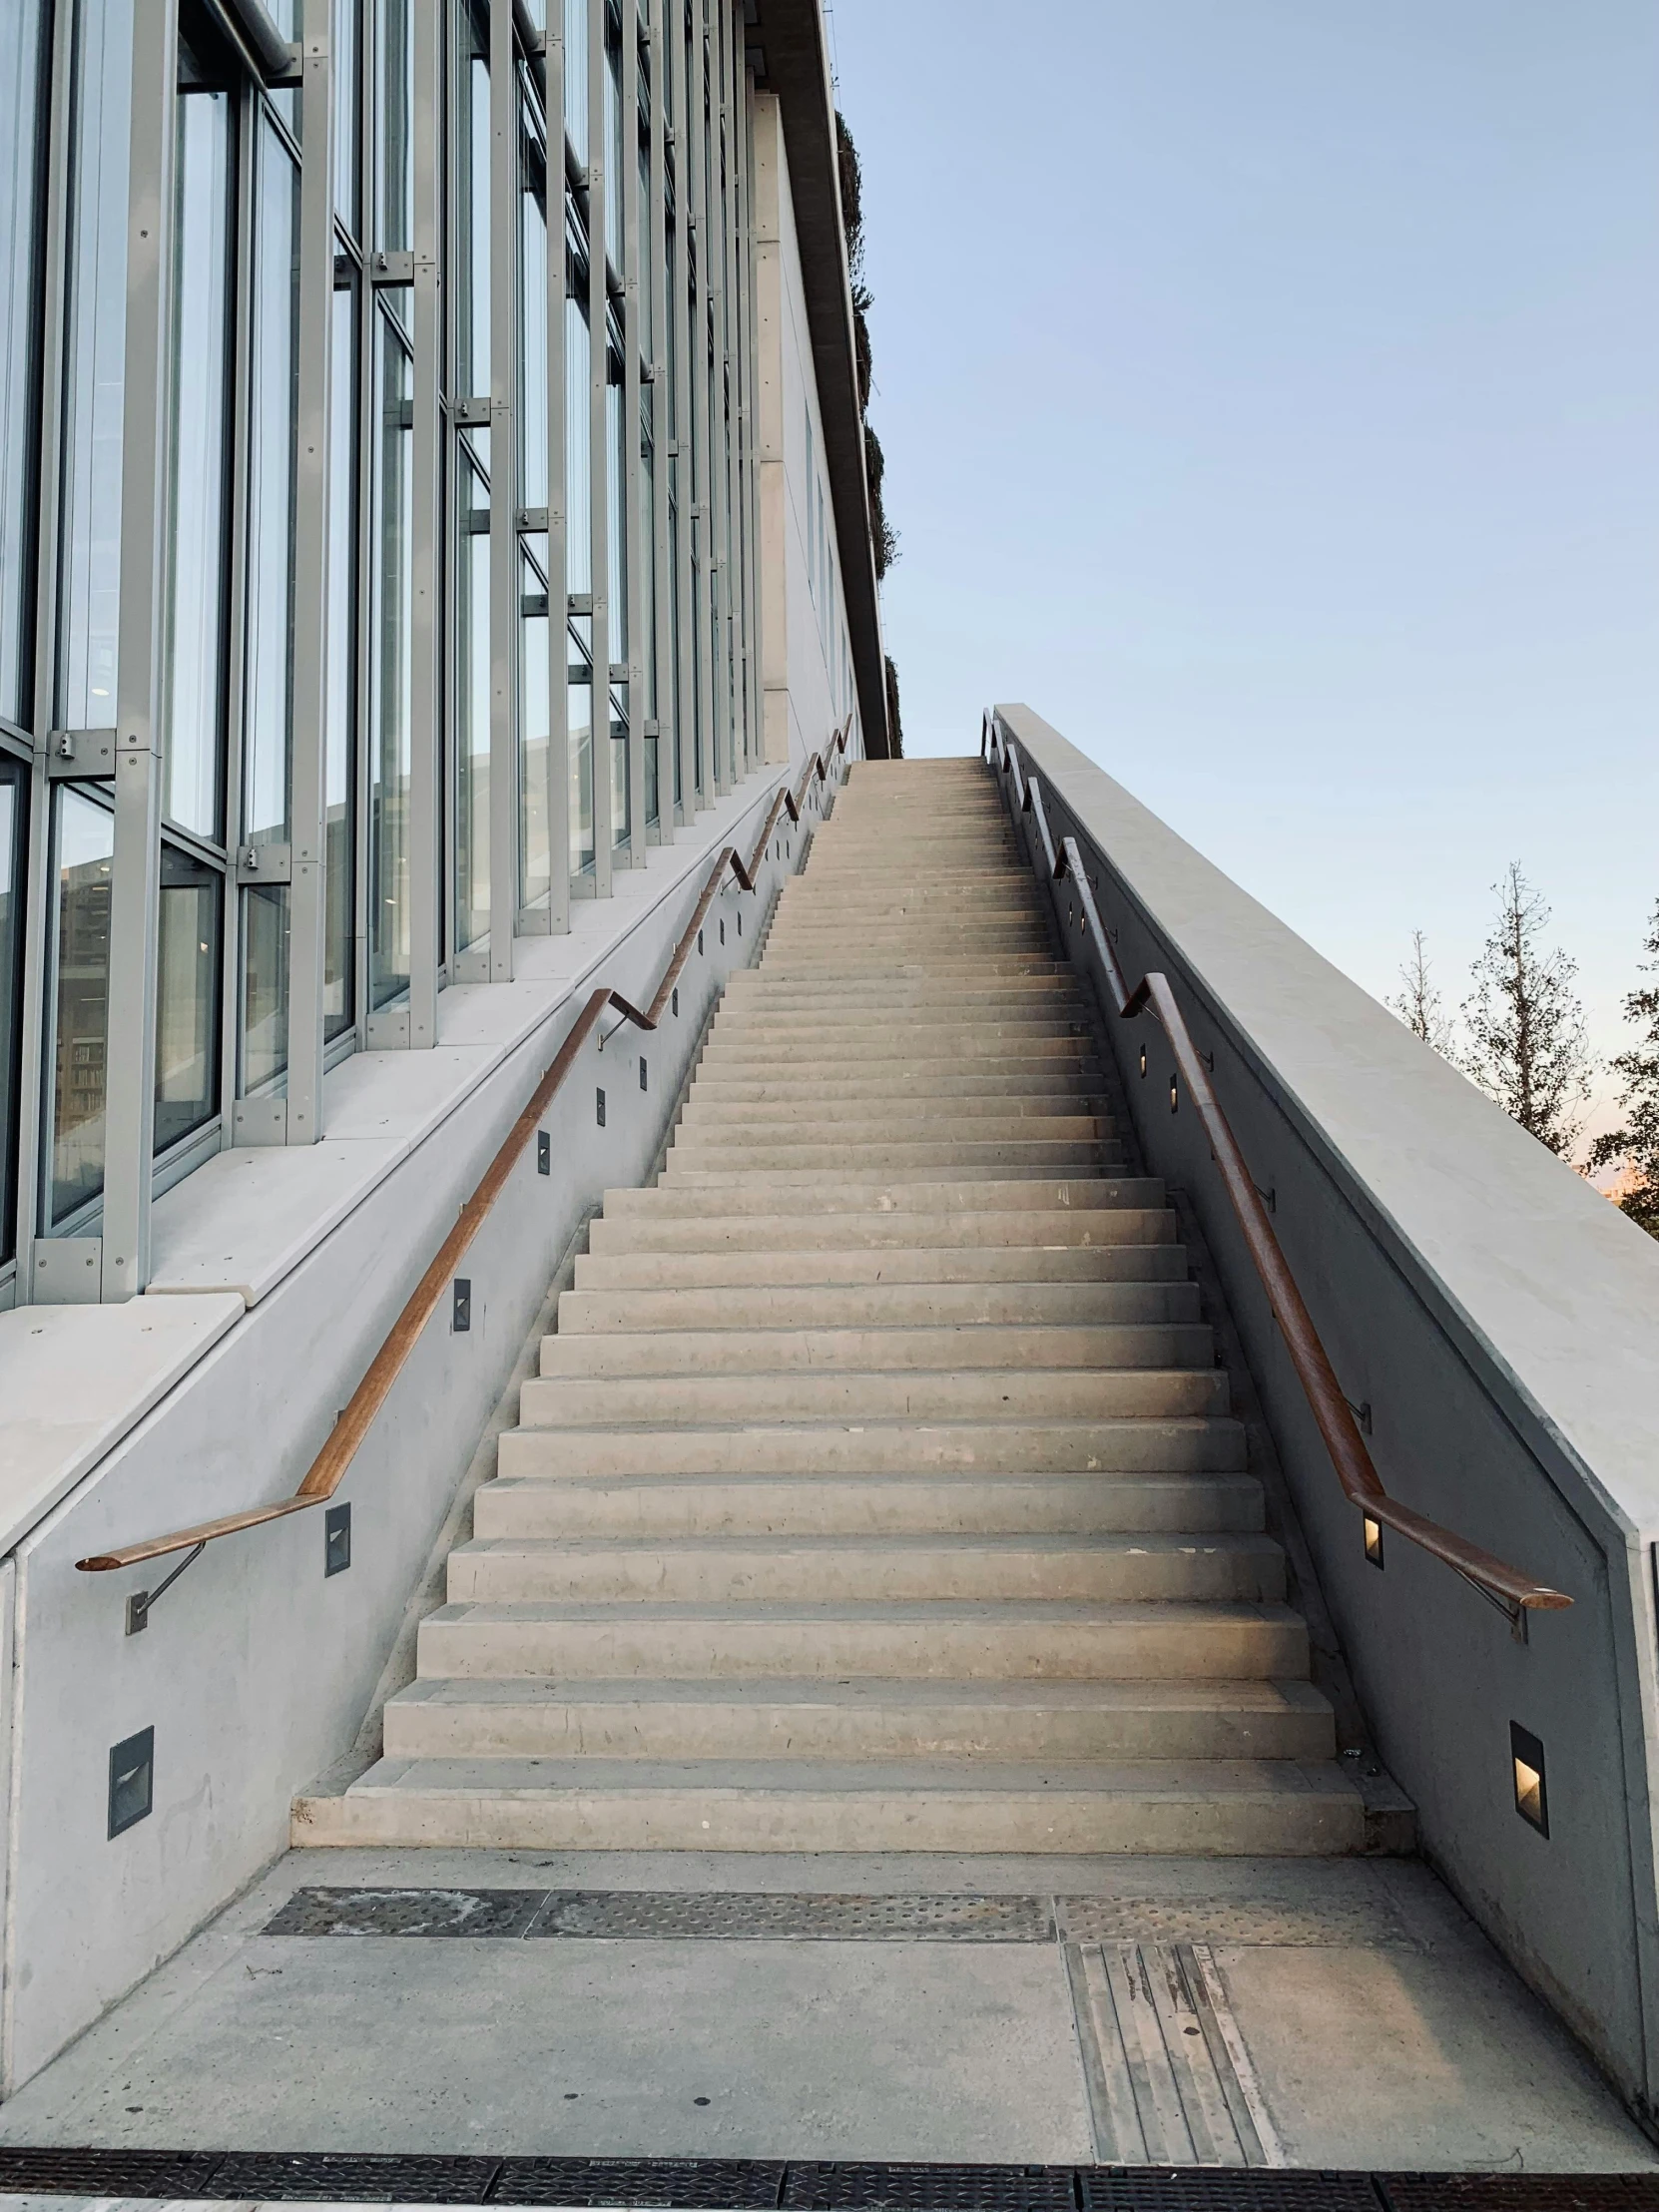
[0,1852,1650,2174]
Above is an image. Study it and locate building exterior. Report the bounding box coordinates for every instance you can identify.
[0,0,887,1315]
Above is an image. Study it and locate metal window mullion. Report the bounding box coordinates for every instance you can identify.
[406,0,442,1043]
[102,0,180,1297]
[285,0,337,1137]
[586,0,612,892]
[707,0,729,797]
[543,15,569,928]
[620,0,645,856]
[687,7,716,801]
[16,0,78,1287]
[486,0,519,971]
[646,0,671,833]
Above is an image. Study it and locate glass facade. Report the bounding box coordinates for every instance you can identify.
[0,0,792,1301]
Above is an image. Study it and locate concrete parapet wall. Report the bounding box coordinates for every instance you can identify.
[994,703,1659,2128]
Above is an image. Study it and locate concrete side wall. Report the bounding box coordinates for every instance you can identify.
[752,95,858,772]
[0,775,814,2092]
[993,705,1659,2126]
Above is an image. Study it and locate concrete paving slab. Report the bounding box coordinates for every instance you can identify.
[0,1850,1650,2173]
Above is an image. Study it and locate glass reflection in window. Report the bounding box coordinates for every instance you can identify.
[154,842,221,1152]
[519,538,551,916]
[568,615,593,878]
[455,451,490,954]
[0,1,48,728]
[369,300,412,1007]
[325,282,356,1040]
[244,115,298,850]
[48,786,113,1227]
[163,76,234,838]
[0,762,23,1264]
[57,0,133,733]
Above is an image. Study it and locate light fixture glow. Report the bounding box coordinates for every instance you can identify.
[1511,1722,1549,1837]
[1364,1515,1384,1569]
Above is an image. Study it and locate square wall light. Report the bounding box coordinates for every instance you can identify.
[1364,1515,1384,1569]
[1511,1722,1548,1838]
[109,1727,154,1839]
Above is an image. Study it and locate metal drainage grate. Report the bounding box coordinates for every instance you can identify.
[1379,2181,1659,2211]
[0,2147,230,2197]
[265,1887,549,1938]
[491,2156,787,2205]
[211,2151,503,2201]
[1056,1897,1414,1950]
[530,1893,1055,1942]
[1081,2172,1382,2211]
[784,2164,1077,2210]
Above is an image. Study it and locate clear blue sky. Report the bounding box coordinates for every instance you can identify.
[829,0,1659,1132]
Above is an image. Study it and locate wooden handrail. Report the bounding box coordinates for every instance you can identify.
[984,712,1569,1624]
[78,726,853,1576]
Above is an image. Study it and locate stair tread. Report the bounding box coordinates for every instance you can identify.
[389,1676,1325,1709]
[343,1756,1360,1798]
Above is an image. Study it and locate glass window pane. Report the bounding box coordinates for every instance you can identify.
[0,0,48,728]
[57,0,133,733]
[155,842,221,1153]
[564,0,588,163]
[244,116,299,848]
[455,460,489,954]
[369,301,412,1008]
[519,538,551,914]
[325,282,356,1041]
[242,881,288,1093]
[374,0,411,253]
[333,0,359,232]
[519,102,547,507]
[568,615,592,878]
[564,245,590,596]
[606,321,626,662]
[48,785,113,1228]
[0,763,23,1264]
[163,86,234,839]
[457,17,488,398]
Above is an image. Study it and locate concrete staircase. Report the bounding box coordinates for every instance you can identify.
[298,758,1364,1853]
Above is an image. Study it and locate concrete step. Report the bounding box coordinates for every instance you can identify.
[518,1366,1230,1426]
[662,1140,1121,1177]
[683,1073,1110,1105]
[412,1597,1310,1682]
[381,1676,1332,1764]
[556,1280,1201,1331]
[672,1115,1116,1147]
[444,1532,1287,1606]
[497,1415,1248,1480]
[570,1244,1191,1290]
[585,1208,1177,1256]
[472,1469,1265,1540]
[678,1095,1112,1127]
[601,1177,1165,1218]
[539,1322,1216,1380]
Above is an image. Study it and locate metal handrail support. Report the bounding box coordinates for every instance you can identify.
[78,724,853,1577]
[985,714,1568,1627]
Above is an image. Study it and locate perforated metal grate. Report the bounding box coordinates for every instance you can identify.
[265,1887,549,1938]
[211,2151,502,2200]
[0,2146,229,2197]
[530,1893,1055,1942]
[1080,2174,1381,2211]
[783,2163,1077,2209]
[1379,2180,1659,2211]
[490,2156,787,2205]
[1057,1897,1414,1949]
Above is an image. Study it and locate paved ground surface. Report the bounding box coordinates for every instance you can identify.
[0,1850,1652,2174]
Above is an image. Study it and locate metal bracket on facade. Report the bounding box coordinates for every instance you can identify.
[233,1097,288,1147]
[454,395,491,426]
[608,662,629,683]
[235,841,291,886]
[45,729,116,779]
[369,250,415,285]
[517,506,550,533]
[126,1541,206,1635]
[31,1237,103,1305]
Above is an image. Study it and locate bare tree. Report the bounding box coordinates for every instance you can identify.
[1460,863,1592,1157]
[1388,930,1456,1057]
[1588,899,1659,1236]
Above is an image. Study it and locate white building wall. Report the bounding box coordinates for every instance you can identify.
[753,95,859,774]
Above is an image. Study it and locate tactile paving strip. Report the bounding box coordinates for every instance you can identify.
[530,1892,1056,1941]
[1057,1896,1415,1949]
